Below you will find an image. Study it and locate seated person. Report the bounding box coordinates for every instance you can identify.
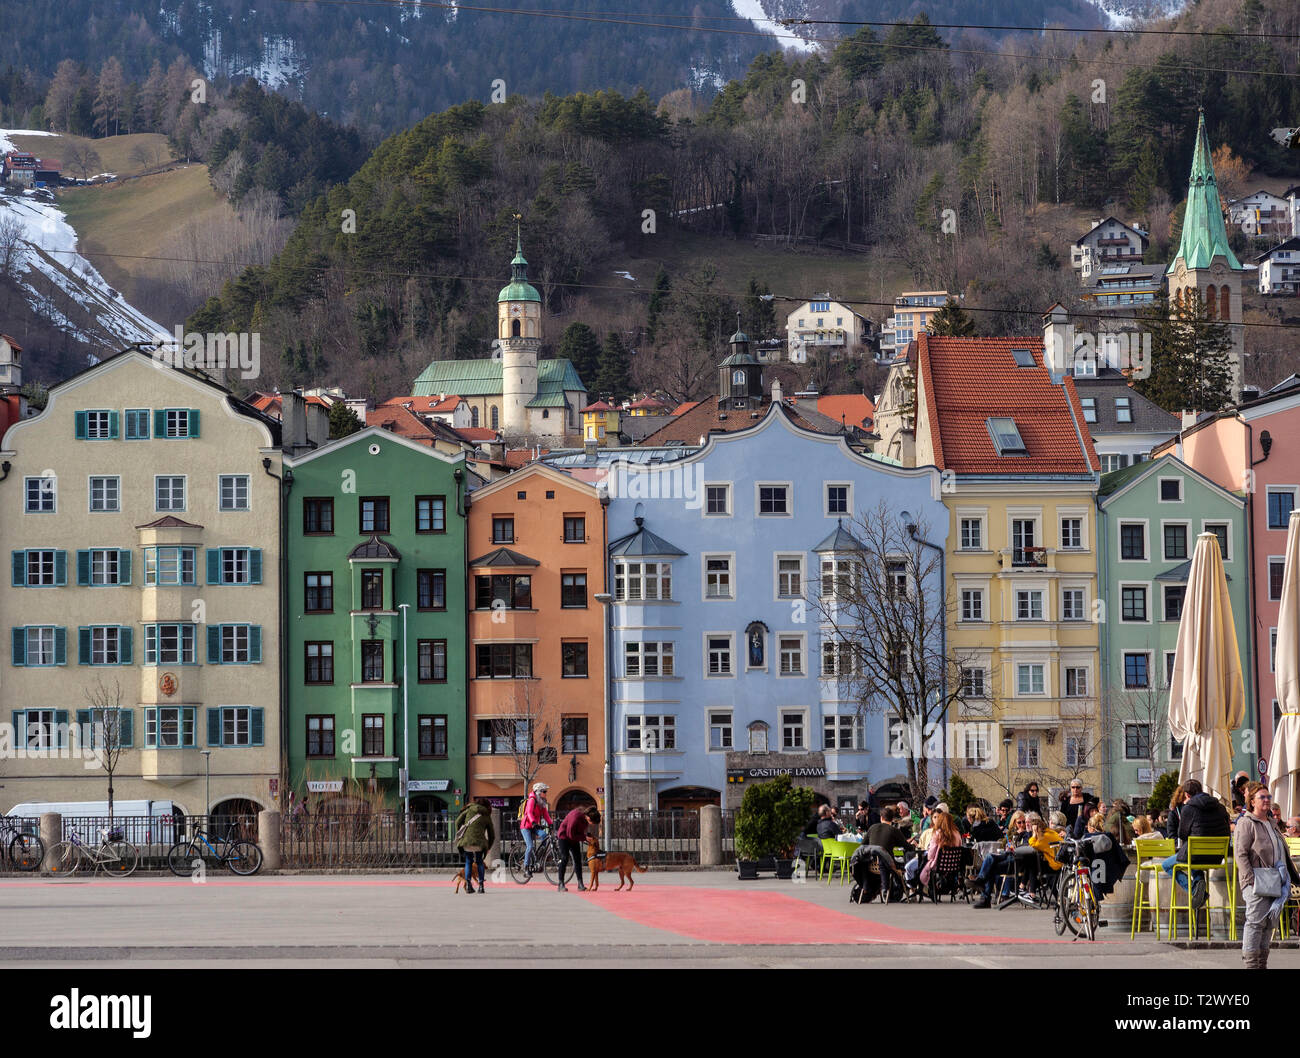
[815,804,845,841]
[866,806,913,858]
[1025,812,1063,892]
[971,811,1029,908]
[919,811,965,888]
[966,806,1002,843]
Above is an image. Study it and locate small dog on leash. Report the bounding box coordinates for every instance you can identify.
[452,869,484,893]
[585,837,647,891]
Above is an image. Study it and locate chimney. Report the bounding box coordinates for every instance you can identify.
[771,378,783,404]
[281,391,308,453]
[1041,304,1073,381]
[584,438,598,461]
[306,401,330,447]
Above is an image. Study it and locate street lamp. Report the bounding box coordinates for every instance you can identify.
[200,749,211,822]
[594,591,614,851]
[646,731,657,812]
[1003,733,1013,800]
[398,602,411,837]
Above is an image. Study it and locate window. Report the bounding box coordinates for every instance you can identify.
[1011,518,1037,563]
[821,639,856,678]
[219,475,250,511]
[1121,585,1148,622]
[143,624,196,665]
[361,569,384,610]
[78,707,132,749]
[562,717,588,754]
[158,408,198,438]
[210,547,261,586]
[1270,628,1277,673]
[13,626,63,666]
[1017,664,1045,695]
[296,572,330,614]
[474,643,533,678]
[960,589,984,622]
[418,639,447,682]
[707,636,733,676]
[16,548,65,586]
[564,516,585,543]
[1263,493,1294,535]
[82,625,129,665]
[419,715,447,758]
[1164,585,1186,621]
[124,409,150,440]
[216,706,262,747]
[1016,590,1044,621]
[781,711,805,750]
[826,484,849,515]
[415,496,446,533]
[1065,733,1087,768]
[145,707,196,748]
[561,572,587,608]
[965,727,991,768]
[1080,397,1097,423]
[306,715,335,757]
[987,417,1027,455]
[626,715,675,751]
[25,475,55,513]
[1101,454,1126,474]
[1164,652,1177,688]
[562,641,588,677]
[776,556,802,598]
[1065,667,1088,697]
[361,640,385,682]
[823,715,864,751]
[89,476,120,512]
[1124,652,1150,688]
[492,517,514,543]
[1124,724,1152,760]
[1163,524,1188,561]
[705,484,731,516]
[709,711,733,751]
[417,569,446,611]
[360,497,390,534]
[475,574,531,610]
[821,557,856,598]
[960,667,986,698]
[476,718,532,755]
[960,518,983,550]
[1204,523,1229,560]
[1017,736,1040,768]
[80,410,116,440]
[758,484,789,515]
[1159,478,1182,502]
[305,642,333,684]
[1114,397,1132,423]
[1120,523,1146,560]
[885,561,908,598]
[304,498,334,534]
[362,715,385,757]
[1269,558,1286,601]
[1169,735,1183,761]
[613,561,671,601]
[1062,588,1085,620]
[1060,517,1083,549]
[625,642,673,678]
[704,556,733,599]
[215,624,260,664]
[143,547,196,586]
[155,475,185,512]
[778,636,803,675]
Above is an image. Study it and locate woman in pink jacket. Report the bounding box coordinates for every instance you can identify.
[520,782,553,876]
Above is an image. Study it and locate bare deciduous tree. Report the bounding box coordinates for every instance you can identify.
[0,210,26,280]
[494,681,561,794]
[84,677,128,827]
[64,142,103,181]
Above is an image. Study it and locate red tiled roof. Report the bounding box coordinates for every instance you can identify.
[582,400,616,412]
[505,448,545,468]
[916,334,1099,475]
[669,400,701,416]
[455,427,499,442]
[0,334,21,352]
[365,406,435,445]
[816,394,875,429]
[250,393,331,417]
[638,398,845,446]
[379,394,465,415]
[628,396,667,410]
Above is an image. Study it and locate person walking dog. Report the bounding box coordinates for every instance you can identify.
[454,797,495,894]
[556,805,600,892]
[1236,782,1300,969]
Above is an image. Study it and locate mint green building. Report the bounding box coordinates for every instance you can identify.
[1097,455,1253,808]
[284,428,469,815]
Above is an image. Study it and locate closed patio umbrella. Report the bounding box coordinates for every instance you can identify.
[1167,532,1245,802]
[1268,510,1300,818]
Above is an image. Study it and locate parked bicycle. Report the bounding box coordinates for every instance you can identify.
[1054,837,1100,941]
[0,816,44,872]
[508,825,559,884]
[167,823,263,876]
[48,826,139,876]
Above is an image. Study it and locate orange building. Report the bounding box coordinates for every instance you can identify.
[466,464,608,817]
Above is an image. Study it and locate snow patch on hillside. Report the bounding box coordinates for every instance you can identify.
[0,129,59,154]
[729,0,819,52]
[203,33,304,90]
[1085,0,1188,28]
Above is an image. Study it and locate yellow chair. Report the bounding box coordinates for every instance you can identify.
[1279,838,1300,940]
[1131,838,1174,939]
[819,838,852,885]
[1169,836,1235,941]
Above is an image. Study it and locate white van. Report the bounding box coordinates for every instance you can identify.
[5,800,184,844]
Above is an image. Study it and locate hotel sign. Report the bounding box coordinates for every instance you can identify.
[727,766,826,783]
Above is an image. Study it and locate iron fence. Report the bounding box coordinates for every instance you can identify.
[280,812,459,868]
[0,817,41,875]
[605,809,701,866]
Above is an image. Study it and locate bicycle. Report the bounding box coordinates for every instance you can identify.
[166,823,263,876]
[47,826,139,876]
[508,825,560,884]
[0,816,44,872]
[1054,837,1100,941]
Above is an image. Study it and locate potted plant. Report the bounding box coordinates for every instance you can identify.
[734,775,816,879]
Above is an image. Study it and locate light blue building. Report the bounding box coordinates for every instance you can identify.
[603,398,949,813]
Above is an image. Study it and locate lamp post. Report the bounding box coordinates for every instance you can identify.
[901,509,948,791]
[200,749,211,822]
[398,602,411,838]
[1003,733,1013,800]
[646,731,657,812]
[594,591,614,852]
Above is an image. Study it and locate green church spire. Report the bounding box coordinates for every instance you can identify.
[1167,110,1243,275]
[499,216,541,303]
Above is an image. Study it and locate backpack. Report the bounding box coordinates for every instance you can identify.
[517,795,532,823]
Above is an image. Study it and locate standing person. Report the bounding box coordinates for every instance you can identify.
[520,782,553,875]
[1060,780,1089,829]
[1016,783,1042,817]
[556,805,599,892]
[454,797,495,894]
[1236,783,1300,969]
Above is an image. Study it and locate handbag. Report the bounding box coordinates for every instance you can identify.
[1252,867,1283,898]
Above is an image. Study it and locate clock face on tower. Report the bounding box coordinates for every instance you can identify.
[512,306,521,316]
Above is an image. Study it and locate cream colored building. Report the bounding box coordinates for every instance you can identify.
[0,351,283,819]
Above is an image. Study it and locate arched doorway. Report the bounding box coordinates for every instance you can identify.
[210,797,261,842]
[657,786,720,813]
[554,788,596,817]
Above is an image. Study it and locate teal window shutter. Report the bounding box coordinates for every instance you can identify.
[119,709,134,747]
[251,708,264,746]
[76,709,91,747]
[119,627,133,664]
[12,550,25,587]
[12,711,23,746]
[249,549,262,584]
[188,409,200,438]
[206,549,221,585]
[74,411,87,439]
[207,708,222,747]
[249,625,262,663]
[207,625,222,664]
[54,709,68,747]
[155,409,167,437]
[78,627,91,664]
[54,550,67,585]
[118,550,132,585]
[77,550,91,586]
[11,628,25,666]
[54,627,67,665]
[108,411,119,439]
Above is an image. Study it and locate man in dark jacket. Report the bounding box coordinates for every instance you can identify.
[556,806,599,892]
[865,807,912,855]
[1169,779,1231,909]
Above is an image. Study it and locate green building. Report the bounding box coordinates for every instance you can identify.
[284,428,469,816]
[1097,455,1253,808]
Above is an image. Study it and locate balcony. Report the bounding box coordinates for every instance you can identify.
[1010,546,1048,568]
[350,756,398,781]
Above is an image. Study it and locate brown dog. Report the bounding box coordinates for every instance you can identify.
[585,837,647,891]
[453,868,467,892]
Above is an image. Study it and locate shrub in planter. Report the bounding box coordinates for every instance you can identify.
[734,775,817,869]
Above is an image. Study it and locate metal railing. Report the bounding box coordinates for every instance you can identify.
[280,812,459,868]
[604,810,701,866]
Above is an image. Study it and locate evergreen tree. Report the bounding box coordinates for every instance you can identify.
[1132,292,1235,413]
[645,266,671,344]
[742,277,776,340]
[595,332,632,404]
[927,297,975,336]
[831,26,884,82]
[558,321,602,386]
[328,401,363,439]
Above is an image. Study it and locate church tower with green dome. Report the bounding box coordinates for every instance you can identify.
[498,224,542,438]
[1167,110,1246,398]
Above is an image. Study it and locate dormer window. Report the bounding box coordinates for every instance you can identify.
[1011,348,1036,367]
[987,417,1027,455]
[1080,397,1097,423]
[1115,397,1132,423]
